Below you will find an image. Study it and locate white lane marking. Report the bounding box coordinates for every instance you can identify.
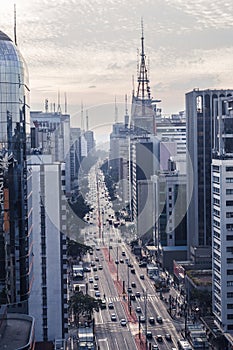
[115,338,120,350]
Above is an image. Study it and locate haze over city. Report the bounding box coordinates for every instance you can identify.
[1,0,233,138]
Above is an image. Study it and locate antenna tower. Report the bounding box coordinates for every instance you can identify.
[14,4,17,46]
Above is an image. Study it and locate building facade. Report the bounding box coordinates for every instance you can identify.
[28,157,68,341]
[212,97,233,333]
[186,89,233,260]
[0,30,32,313]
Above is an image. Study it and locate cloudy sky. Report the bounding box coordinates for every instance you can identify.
[1,0,233,134]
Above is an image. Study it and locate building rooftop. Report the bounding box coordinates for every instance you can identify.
[0,312,34,350]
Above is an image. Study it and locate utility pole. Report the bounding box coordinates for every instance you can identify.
[144,289,148,349]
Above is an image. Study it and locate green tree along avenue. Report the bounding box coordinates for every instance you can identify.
[67,239,92,259]
[69,290,101,326]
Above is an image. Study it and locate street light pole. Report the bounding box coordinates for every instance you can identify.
[116,246,119,281]
[144,289,148,349]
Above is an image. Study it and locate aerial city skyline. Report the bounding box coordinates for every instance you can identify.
[1,0,233,133]
[2,2,233,350]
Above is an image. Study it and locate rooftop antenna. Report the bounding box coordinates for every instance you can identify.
[114,96,118,123]
[148,56,150,79]
[137,48,139,77]
[45,98,48,113]
[14,4,17,46]
[125,94,128,116]
[64,92,67,114]
[81,101,84,131]
[57,89,62,114]
[132,75,135,96]
[86,110,89,131]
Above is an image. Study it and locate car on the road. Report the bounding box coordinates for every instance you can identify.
[152,345,159,350]
[93,284,98,290]
[115,260,119,264]
[96,247,100,251]
[120,259,124,263]
[95,257,99,262]
[122,251,126,256]
[149,316,155,324]
[120,318,127,326]
[131,281,136,288]
[136,291,141,298]
[98,265,103,270]
[140,274,145,280]
[94,275,99,280]
[146,331,153,339]
[139,315,145,323]
[165,333,172,341]
[108,302,114,309]
[128,263,133,268]
[136,306,142,313]
[139,261,147,267]
[89,277,94,283]
[93,266,97,272]
[111,313,117,321]
[127,287,132,293]
[156,315,163,323]
[130,294,136,301]
[95,291,100,298]
[83,266,91,272]
[156,335,163,342]
[91,261,95,267]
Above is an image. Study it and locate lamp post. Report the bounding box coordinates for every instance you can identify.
[116,246,119,281]
[144,289,148,349]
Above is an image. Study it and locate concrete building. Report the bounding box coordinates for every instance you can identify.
[31,110,71,193]
[28,156,68,341]
[212,96,233,333]
[186,89,233,262]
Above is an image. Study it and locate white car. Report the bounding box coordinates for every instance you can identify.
[120,318,127,326]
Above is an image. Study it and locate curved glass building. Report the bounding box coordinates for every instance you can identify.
[0,30,30,146]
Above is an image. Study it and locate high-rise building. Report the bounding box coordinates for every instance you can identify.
[186,89,233,262]
[30,110,71,192]
[212,96,233,333]
[28,156,68,341]
[0,30,32,313]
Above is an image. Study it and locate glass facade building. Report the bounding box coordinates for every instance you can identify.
[0,30,30,146]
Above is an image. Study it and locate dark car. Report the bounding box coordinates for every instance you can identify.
[131,281,136,288]
[146,331,153,339]
[149,316,155,324]
[140,274,145,280]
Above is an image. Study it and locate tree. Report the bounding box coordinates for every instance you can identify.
[67,239,92,259]
[69,290,101,326]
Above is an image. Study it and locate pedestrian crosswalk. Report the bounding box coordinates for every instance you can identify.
[104,295,159,303]
[95,322,129,332]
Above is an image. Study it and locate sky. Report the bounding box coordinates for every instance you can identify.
[1,0,233,138]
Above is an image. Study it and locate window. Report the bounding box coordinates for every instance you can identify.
[227,224,233,231]
[228,293,233,298]
[227,189,233,195]
[213,165,220,172]
[227,281,233,286]
[227,304,233,309]
[226,167,233,172]
[214,197,220,205]
[226,178,233,183]
[227,270,233,275]
[227,212,233,218]
[227,258,233,264]
[227,247,233,253]
[214,209,220,217]
[227,314,233,319]
[213,187,220,194]
[227,201,233,206]
[213,176,219,183]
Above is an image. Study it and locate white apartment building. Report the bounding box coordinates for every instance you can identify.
[28,156,68,341]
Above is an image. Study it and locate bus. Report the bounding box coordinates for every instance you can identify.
[177,339,192,350]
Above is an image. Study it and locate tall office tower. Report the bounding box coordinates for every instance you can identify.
[0,31,32,313]
[70,127,82,185]
[212,97,233,333]
[28,156,68,341]
[186,89,233,262]
[84,130,95,154]
[130,24,160,135]
[31,110,71,192]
